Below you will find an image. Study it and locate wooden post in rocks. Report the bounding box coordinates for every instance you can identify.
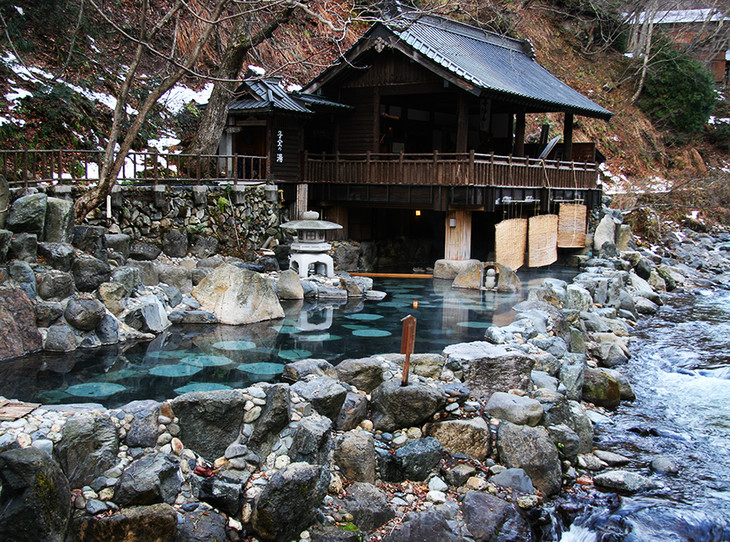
[400,315,417,386]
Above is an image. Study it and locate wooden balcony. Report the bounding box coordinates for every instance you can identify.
[303,151,599,190]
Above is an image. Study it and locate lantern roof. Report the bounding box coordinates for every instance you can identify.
[280,211,343,231]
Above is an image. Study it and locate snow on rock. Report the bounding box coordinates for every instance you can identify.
[159,83,214,114]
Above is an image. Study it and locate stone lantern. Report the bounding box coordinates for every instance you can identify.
[280,210,343,278]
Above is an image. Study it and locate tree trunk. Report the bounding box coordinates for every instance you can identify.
[186,6,296,157]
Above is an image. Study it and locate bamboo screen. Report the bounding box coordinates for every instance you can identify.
[558,203,587,248]
[528,214,559,267]
[495,218,527,271]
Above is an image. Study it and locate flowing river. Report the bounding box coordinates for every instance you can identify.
[560,285,730,541]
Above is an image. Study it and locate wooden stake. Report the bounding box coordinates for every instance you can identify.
[400,315,417,387]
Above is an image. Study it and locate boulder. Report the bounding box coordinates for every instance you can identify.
[175,506,228,542]
[112,265,143,295]
[394,437,442,482]
[125,260,157,287]
[277,269,304,299]
[168,309,217,324]
[44,324,78,352]
[105,233,131,259]
[0,286,42,360]
[370,378,446,431]
[36,270,75,301]
[558,353,586,401]
[8,260,36,298]
[343,277,368,297]
[9,232,37,262]
[122,400,161,448]
[424,417,490,461]
[334,482,395,531]
[96,314,119,345]
[190,234,218,258]
[443,342,534,398]
[490,468,535,493]
[461,491,531,541]
[38,242,75,271]
[333,244,360,271]
[114,452,181,506]
[72,255,111,292]
[0,229,11,262]
[601,368,635,401]
[593,215,617,253]
[35,301,63,327]
[197,476,242,515]
[252,462,329,542]
[0,447,71,542]
[567,400,594,455]
[452,261,521,293]
[282,358,337,382]
[44,197,74,243]
[125,294,170,333]
[546,424,581,463]
[162,228,188,258]
[157,264,193,294]
[335,356,386,393]
[432,258,481,280]
[6,192,47,235]
[582,368,621,408]
[55,411,119,488]
[486,392,544,426]
[72,225,106,258]
[247,384,291,459]
[593,470,661,493]
[496,422,562,496]
[382,508,461,542]
[68,503,177,542]
[289,413,333,466]
[292,377,348,421]
[192,264,284,324]
[65,297,106,331]
[380,352,445,379]
[171,390,248,461]
[333,430,375,483]
[335,391,368,431]
[565,284,593,312]
[97,282,128,315]
[130,242,162,261]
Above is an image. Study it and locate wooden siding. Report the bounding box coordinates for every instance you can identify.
[337,88,376,153]
[341,50,445,89]
[270,117,302,181]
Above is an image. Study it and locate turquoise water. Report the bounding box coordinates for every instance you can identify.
[0,272,569,408]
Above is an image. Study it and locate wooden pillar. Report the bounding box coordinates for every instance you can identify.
[563,112,574,161]
[444,209,472,260]
[456,93,469,153]
[514,108,526,156]
[295,184,308,219]
[373,87,381,153]
[329,205,348,241]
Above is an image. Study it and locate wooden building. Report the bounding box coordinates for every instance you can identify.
[221,11,614,270]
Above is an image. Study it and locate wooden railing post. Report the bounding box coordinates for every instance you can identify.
[233,153,239,184]
[366,150,371,183]
[153,151,159,187]
[468,149,475,186]
[196,154,202,185]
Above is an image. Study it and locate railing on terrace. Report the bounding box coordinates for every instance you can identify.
[304,151,598,190]
[0,149,267,188]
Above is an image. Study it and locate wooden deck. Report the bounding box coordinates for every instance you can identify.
[304,151,598,190]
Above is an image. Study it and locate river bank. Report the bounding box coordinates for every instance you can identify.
[1,207,729,541]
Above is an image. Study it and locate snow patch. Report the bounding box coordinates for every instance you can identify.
[5,87,32,108]
[248,65,266,76]
[14,5,24,16]
[159,83,214,114]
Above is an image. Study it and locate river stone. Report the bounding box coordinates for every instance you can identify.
[115,452,181,506]
[105,233,131,259]
[125,294,170,333]
[490,467,535,493]
[247,384,291,459]
[335,391,368,432]
[252,462,329,542]
[591,341,629,368]
[72,255,111,292]
[130,242,162,261]
[634,296,659,315]
[68,503,177,542]
[162,228,188,258]
[124,260,157,287]
[35,301,63,327]
[9,232,37,262]
[176,506,228,542]
[424,417,490,461]
[382,508,460,542]
[0,286,42,360]
[8,260,36,298]
[443,342,534,398]
[111,266,142,296]
[171,390,248,461]
[547,423,581,462]
[44,323,78,352]
[190,234,218,258]
[65,297,106,331]
[558,353,586,401]
[334,482,395,531]
[380,352,446,379]
[6,192,47,235]
[497,422,562,496]
[72,225,106,258]
[282,358,337,382]
[157,264,193,294]
[486,392,543,426]
[43,197,74,243]
[36,270,74,301]
[335,356,386,393]
[370,378,446,432]
[168,309,217,324]
[334,430,376,483]
[289,413,333,466]
[452,261,521,292]
[651,456,679,475]
[594,449,631,467]
[593,470,661,493]
[55,411,119,488]
[38,242,75,271]
[277,269,304,299]
[192,263,284,324]
[292,377,348,421]
[532,370,559,391]
[565,284,593,312]
[122,400,161,448]
[0,447,71,542]
[462,490,532,541]
[98,282,128,315]
[600,368,635,401]
[582,368,621,408]
[198,476,242,516]
[395,437,443,481]
[433,258,481,280]
[593,215,616,253]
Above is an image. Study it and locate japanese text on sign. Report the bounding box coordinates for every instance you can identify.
[276,130,284,163]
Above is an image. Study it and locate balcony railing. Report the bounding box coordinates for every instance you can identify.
[304,151,598,189]
[0,149,267,188]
